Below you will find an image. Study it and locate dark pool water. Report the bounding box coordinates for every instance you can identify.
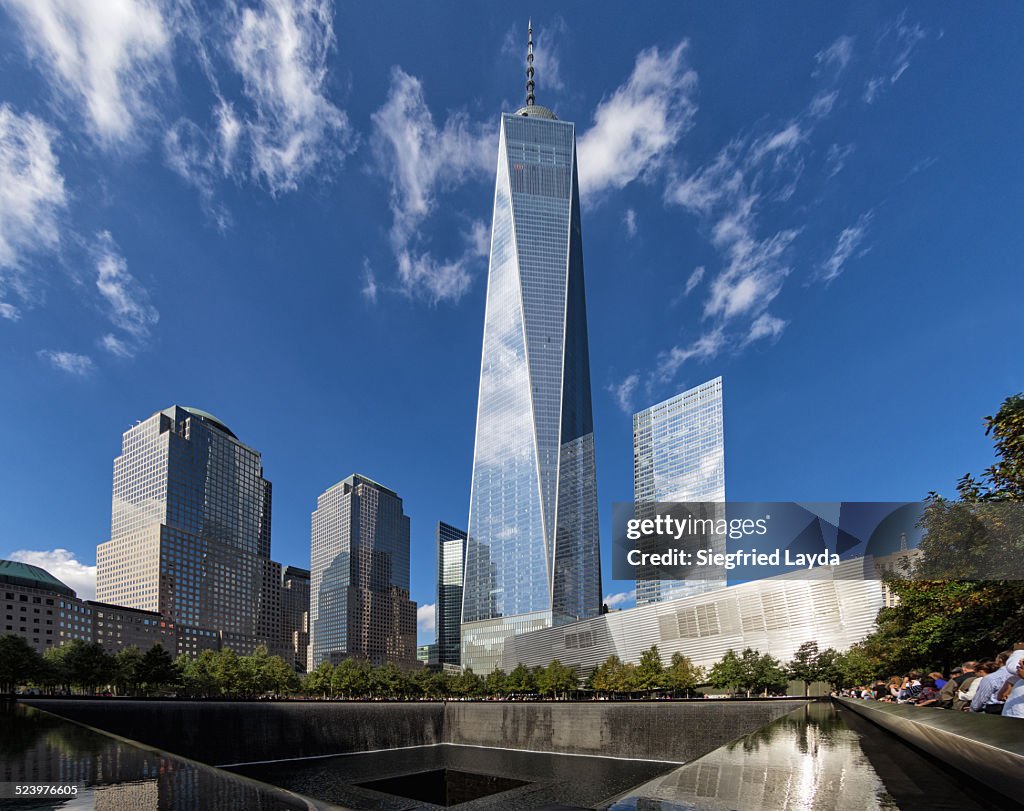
[3,700,1021,811]
[603,702,1022,811]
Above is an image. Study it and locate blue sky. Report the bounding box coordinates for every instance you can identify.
[1,3,1021,644]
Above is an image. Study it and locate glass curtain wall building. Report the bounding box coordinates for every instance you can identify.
[462,26,601,673]
[634,377,726,605]
[435,521,466,667]
[280,565,310,673]
[96,406,282,657]
[309,474,417,669]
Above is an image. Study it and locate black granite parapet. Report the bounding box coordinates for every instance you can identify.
[442,699,810,760]
[21,699,445,766]
[836,698,1024,804]
[22,699,809,767]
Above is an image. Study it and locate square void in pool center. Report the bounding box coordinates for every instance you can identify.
[225,743,677,809]
[357,768,529,806]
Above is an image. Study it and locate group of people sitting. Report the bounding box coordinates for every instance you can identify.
[843,644,1024,717]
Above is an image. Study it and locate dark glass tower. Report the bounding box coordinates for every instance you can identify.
[436,521,466,667]
[462,24,601,673]
[96,406,281,657]
[309,474,417,669]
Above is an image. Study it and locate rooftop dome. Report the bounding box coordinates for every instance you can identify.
[181,406,237,439]
[0,559,76,597]
[514,104,558,120]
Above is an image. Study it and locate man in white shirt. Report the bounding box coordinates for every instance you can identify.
[1001,657,1024,718]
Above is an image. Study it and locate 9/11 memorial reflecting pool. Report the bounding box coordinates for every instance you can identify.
[2,700,1021,811]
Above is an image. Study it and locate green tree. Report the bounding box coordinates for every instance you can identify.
[41,645,72,694]
[961,392,1024,500]
[857,393,1024,672]
[266,655,299,695]
[663,652,702,697]
[139,644,177,695]
[835,646,878,689]
[179,650,218,698]
[749,650,787,696]
[815,647,842,691]
[332,658,371,698]
[484,667,508,697]
[304,661,334,698]
[708,649,745,694]
[0,634,41,693]
[635,646,666,692]
[211,648,241,697]
[536,660,577,699]
[590,655,638,696]
[237,646,274,697]
[372,662,407,698]
[452,667,483,698]
[60,640,114,694]
[113,646,143,696]
[786,641,821,697]
[430,670,453,698]
[590,655,619,696]
[506,663,536,695]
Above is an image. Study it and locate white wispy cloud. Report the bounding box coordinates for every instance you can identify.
[92,231,159,356]
[370,66,495,303]
[819,211,873,282]
[808,90,838,119]
[228,0,353,194]
[37,349,95,376]
[608,373,639,414]
[164,1,352,219]
[623,208,638,237]
[704,227,798,321]
[745,312,787,344]
[657,328,727,382]
[577,41,697,200]
[417,602,435,635]
[751,122,805,164]
[657,39,856,380]
[361,258,378,303]
[825,143,854,179]
[163,118,233,230]
[2,0,173,147]
[864,13,928,104]
[98,333,133,358]
[603,589,636,609]
[7,548,96,599]
[0,105,67,318]
[684,266,705,296]
[814,35,855,78]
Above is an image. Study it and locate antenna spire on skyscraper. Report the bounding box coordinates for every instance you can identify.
[526,19,535,106]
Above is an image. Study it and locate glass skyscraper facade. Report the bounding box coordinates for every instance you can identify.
[435,521,466,667]
[280,565,310,673]
[634,377,726,605]
[462,85,601,673]
[96,406,282,656]
[309,474,417,669]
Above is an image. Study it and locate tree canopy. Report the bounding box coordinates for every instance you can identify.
[859,392,1024,673]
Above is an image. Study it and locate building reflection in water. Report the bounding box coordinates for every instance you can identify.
[0,702,310,810]
[609,704,891,811]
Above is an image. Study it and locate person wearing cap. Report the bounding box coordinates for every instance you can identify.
[937,662,976,709]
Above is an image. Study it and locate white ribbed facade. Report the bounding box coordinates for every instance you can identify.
[502,556,884,675]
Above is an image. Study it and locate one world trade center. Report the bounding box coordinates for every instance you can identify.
[462,23,601,673]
